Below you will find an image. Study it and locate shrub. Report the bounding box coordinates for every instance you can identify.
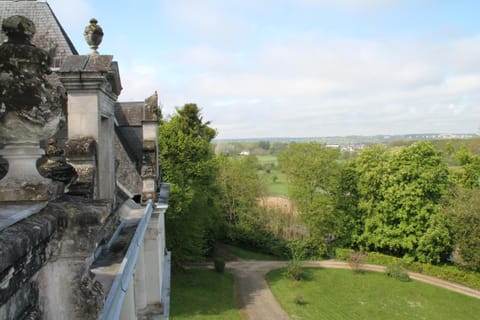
[335,248,355,261]
[385,263,411,282]
[294,294,307,305]
[226,224,289,258]
[286,259,304,281]
[213,258,225,273]
[348,251,366,273]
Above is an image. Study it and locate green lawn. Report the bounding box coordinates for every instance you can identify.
[170,269,241,320]
[267,268,480,320]
[257,155,289,197]
[223,243,285,261]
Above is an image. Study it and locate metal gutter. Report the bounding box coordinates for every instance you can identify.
[101,200,153,320]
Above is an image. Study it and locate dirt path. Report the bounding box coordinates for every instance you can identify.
[225,259,480,320]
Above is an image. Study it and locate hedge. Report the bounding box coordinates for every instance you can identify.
[335,248,480,290]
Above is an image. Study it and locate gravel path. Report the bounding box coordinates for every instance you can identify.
[225,259,480,320]
[227,261,290,320]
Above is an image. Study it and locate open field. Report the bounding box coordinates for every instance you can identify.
[170,269,241,320]
[257,155,289,197]
[267,268,480,320]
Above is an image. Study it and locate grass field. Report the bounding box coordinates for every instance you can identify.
[267,268,480,320]
[170,269,241,320]
[257,155,288,197]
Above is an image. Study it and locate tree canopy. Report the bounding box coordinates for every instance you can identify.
[279,142,341,253]
[158,103,218,263]
[340,142,453,263]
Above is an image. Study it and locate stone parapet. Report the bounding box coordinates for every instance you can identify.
[0,196,115,319]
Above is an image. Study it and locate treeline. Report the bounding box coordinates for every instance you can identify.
[159,105,480,272]
[280,141,480,270]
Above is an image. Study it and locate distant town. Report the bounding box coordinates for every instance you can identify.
[216,133,479,151]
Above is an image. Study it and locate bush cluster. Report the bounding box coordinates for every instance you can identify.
[347,251,366,273]
[385,263,411,282]
[335,248,355,261]
[213,258,225,273]
[339,249,480,290]
[226,224,289,258]
[285,259,304,281]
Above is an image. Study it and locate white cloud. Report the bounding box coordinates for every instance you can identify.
[161,32,480,138]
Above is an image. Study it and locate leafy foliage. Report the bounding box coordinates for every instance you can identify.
[279,142,340,254]
[342,142,453,263]
[159,104,219,263]
[285,259,304,281]
[385,263,411,282]
[217,155,266,225]
[455,145,480,189]
[445,187,480,271]
[213,258,226,273]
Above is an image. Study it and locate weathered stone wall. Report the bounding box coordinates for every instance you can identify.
[0,196,116,320]
[114,132,142,196]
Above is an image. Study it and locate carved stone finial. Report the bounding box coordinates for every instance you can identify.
[84,18,104,55]
[0,15,65,201]
[144,91,160,121]
[2,15,35,44]
[0,15,64,144]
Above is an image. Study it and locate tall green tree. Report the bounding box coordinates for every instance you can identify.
[456,145,480,189]
[217,154,266,225]
[360,142,452,263]
[335,160,362,247]
[445,187,480,271]
[279,142,340,253]
[158,103,218,263]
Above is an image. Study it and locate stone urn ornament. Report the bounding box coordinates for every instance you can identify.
[0,15,65,201]
[84,18,103,55]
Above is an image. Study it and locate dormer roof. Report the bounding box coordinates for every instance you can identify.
[0,0,77,68]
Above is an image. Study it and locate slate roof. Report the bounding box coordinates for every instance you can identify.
[114,102,145,170]
[114,102,145,126]
[0,0,78,68]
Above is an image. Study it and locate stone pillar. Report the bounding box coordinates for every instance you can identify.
[141,92,160,204]
[58,51,122,201]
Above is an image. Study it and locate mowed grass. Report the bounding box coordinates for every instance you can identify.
[170,268,241,320]
[267,268,480,320]
[257,155,288,197]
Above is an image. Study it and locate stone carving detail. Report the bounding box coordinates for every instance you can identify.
[144,91,160,121]
[39,138,77,186]
[84,18,103,55]
[0,15,65,144]
[64,137,97,198]
[0,15,65,201]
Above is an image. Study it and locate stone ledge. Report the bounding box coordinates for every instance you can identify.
[0,209,58,273]
[0,196,114,306]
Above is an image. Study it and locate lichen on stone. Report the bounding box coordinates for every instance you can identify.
[0,15,65,144]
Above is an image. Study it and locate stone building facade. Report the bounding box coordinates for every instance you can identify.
[0,1,170,319]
